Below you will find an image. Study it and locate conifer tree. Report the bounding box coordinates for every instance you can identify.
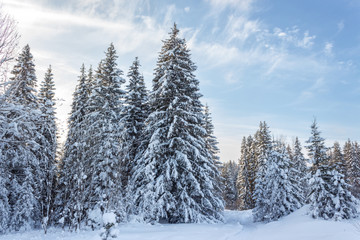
[120,57,148,190]
[289,137,307,204]
[351,142,360,198]
[344,141,360,198]
[38,65,57,233]
[203,104,221,167]
[85,43,125,223]
[2,45,42,231]
[203,104,223,203]
[306,120,328,174]
[221,160,239,210]
[330,142,346,175]
[253,121,273,221]
[306,120,332,219]
[247,135,257,208]
[343,140,353,184]
[330,168,358,220]
[6,44,38,108]
[129,24,224,223]
[306,120,357,219]
[58,64,90,230]
[253,141,302,222]
[237,136,255,210]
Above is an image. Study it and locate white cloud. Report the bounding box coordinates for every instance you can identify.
[184,7,190,13]
[324,42,333,56]
[297,31,316,49]
[225,15,260,43]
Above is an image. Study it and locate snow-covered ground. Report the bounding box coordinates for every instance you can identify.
[2,206,360,240]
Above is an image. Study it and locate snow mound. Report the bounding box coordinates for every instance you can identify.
[103,212,116,225]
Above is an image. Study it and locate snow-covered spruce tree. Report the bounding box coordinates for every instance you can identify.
[289,137,307,205]
[343,140,353,185]
[306,120,357,220]
[306,120,328,175]
[221,160,239,210]
[344,141,360,198]
[253,140,302,222]
[330,169,358,220]
[203,104,221,168]
[57,64,90,230]
[306,120,332,219]
[253,121,273,221]
[0,104,40,232]
[120,57,148,190]
[129,24,224,223]
[85,43,126,224]
[351,142,360,198]
[5,45,38,108]
[3,45,42,231]
[203,104,223,205]
[330,142,358,220]
[330,142,346,176]
[237,136,256,210]
[38,65,57,233]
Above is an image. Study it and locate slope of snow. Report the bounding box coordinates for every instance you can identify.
[1,206,359,240]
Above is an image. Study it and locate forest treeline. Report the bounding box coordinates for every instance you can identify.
[222,121,359,221]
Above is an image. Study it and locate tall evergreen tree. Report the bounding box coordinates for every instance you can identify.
[85,43,125,223]
[58,64,90,230]
[203,104,223,204]
[2,45,41,231]
[344,141,360,198]
[120,57,148,190]
[289,137,307,204]
[343,140,353,184]
[38,65,57,233]
[129,24,224,223]
[306,120,332,219]
[253,121,273,221]
[237,136,256,210]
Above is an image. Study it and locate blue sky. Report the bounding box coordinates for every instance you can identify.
[3,0,360,162]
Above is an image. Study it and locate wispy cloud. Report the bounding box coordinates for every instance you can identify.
[225,15,260,43]
[206,0,255,14]
[324,42,333,56]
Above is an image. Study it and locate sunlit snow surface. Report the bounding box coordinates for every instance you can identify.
[2,206,360,240]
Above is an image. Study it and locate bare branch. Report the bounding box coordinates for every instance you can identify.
[0,4,20,94]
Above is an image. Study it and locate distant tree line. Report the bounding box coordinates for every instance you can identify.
[222,121,359,221]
